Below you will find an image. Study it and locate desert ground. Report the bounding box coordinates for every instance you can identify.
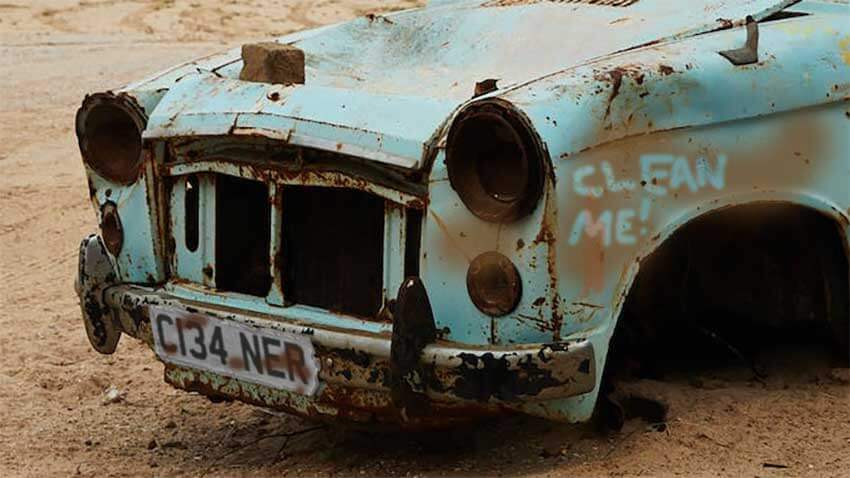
[0,1,848,477]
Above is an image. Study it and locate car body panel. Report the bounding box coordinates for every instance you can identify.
[75,0,850,424]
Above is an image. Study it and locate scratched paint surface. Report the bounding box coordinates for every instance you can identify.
[139,0,799,98]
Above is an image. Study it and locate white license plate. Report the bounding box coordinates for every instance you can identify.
[150,306,320,396]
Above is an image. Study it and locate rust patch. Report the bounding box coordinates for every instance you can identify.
[596,66,645,122]
[429,211,472,262]
[534,217,555,246]
[474,78,499,97]
[838,36,850,66]
[166,365,501,430]
[390,278,438,418]
[364,12,394,24]
[331,348,372,369]
[533,176,563,339]
[228,357,245,370]
[183,314,208,329]
[451,353,559,402]
[602,69,624,121]
[168,137,428,203]
[285,344,311,384]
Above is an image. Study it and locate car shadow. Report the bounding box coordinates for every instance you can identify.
[143,397,673,478]
[139,339,847,477]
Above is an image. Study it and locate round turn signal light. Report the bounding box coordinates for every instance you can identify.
[467,251,522,317]
[100,202,124,257]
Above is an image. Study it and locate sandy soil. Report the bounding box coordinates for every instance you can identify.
[0,1,848,477]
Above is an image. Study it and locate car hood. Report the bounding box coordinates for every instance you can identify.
[142,0,799,169]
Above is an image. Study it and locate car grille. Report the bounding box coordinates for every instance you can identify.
[169,147,424,322]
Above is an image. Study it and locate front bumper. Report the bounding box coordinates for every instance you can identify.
[77,235,596,425]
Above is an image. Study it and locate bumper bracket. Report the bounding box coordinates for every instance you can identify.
[75,235,121,354]
[389,277,438,419]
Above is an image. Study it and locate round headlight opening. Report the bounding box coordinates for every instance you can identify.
[467,251,522,317]
[447,101,545,223]
[472,114,529,203]
[77,94,146,184]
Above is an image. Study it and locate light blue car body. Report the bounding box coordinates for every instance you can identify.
[78,0,850,424]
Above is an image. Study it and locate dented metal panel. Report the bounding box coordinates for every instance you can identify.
[144,74,457,169]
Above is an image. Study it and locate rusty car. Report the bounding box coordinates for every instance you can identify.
[75,0,850,428]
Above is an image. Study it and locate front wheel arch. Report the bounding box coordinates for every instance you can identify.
[604,194,850,378]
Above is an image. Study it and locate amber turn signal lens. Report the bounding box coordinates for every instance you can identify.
[447,100,545,223]
[76,93,146,184]
[467,251,522,317]
[100,202,124,257]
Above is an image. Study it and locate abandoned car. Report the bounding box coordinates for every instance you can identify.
[75,0,850,427]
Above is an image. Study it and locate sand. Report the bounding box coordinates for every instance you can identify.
[0,1,847,476]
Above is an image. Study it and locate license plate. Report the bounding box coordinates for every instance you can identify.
[150,306,320,396]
